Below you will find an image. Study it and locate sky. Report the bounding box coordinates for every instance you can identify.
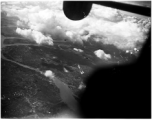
[1,1,150,55]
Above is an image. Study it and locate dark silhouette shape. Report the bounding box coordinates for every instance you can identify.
[79,29,151,118]
[63,1,151,21]
[63,1,92,20]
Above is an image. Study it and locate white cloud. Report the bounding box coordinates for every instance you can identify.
[16,28,53,45]
[66,31,73,39]
[63,68,69,73]
[44,70,55,79]
[2,1,150,50]
[90,4,122,22]
[73,48,83,52]
[78,82,86,90]
[94,49,111,60]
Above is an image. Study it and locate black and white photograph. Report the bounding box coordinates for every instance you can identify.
[1,0,151,118]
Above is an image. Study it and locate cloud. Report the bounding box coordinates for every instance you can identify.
[44,70,55,79]
[90,4,123,22]
[16,28,53,45]
[2,1,150,50]
[94,49,111,60]
[73,48,83,52]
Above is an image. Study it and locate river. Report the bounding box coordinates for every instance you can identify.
[44,70,79,113]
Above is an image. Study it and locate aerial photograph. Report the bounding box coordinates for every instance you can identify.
[1,1,151,118]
